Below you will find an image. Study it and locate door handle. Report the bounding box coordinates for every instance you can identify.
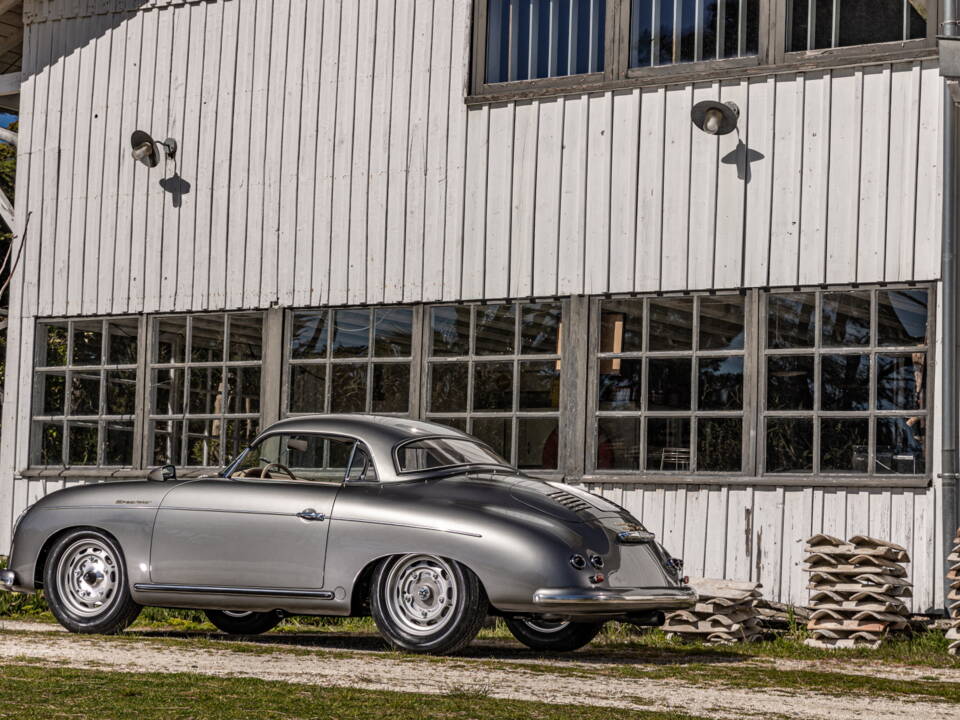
[296,508,326,522]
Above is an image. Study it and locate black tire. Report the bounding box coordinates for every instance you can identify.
[43,529,142,634]
[505,616,604,652]
[205,610,282,635]
[370,554,487,655]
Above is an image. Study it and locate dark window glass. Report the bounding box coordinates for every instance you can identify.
[821,291,870,347]
[372,364,410,413]
[597,417,641,470]
[600,299,644,353]
[72,322,103,366]
[68,422,99,466]
[107,320,140,365]
[521,302,563,354]
[820,418,870,472]
[39,422,62,465]
[475,304,516,355]
[40,323,68,366]
[791,0,927,51]
[106,370,137,415]
[698,356,743,411]
[473,417,512,461]
[839,0,915,46]
[331,364,368,413]
[699,296,745,350]
[187,420,222,466]
[188,367,223,414]
[331,309,371,359]
[374,308,413,358]
[153,420,183,466]
[228,315,263,361]
[821,354,870,411]
[430,363,469,413]
[154,368,185,415]
[877,289,928,346]
[104,423,135,466]
[766,418,813,473]
[876,417,926,474]
[41,373,66,415]
[289,365,326,414]
[649,298,694,351]
[647,418,691,471]
[648,358,692,410]
[228,367,261,414]
[877,353,926,411]
[474,362,514,411]
[156,317,188,364]
[71,373,101,416]
[766,355,814,410]
[598,358,642,411]
[191,315,225,363]
[224,420,259,466]
[767,293,816,349]
[433,417,468,433]
[518,360,560,411]
[291,311,328,360]
[698,417,742,472]
[787,0,808,52]
[431,306,471,356]
[518,417,560,470]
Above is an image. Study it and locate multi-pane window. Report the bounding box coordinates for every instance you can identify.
[786,0,927,53]
[591,295,747,474]
[762,289,929,476]
[32,318,141,467]
[286,307,415,416]
[148,313,263,468]
[425,302,564,470]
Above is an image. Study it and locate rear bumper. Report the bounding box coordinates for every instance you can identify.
[533,585,697,614]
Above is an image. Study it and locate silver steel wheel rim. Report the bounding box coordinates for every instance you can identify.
[55,538,120,618]
[384,554,458,637]
[222,611,254,619]
[522,617,571,634]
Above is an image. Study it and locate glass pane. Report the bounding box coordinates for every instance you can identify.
[190,315,225,363]
[767,293,816,349]
[228,367,261,414]
[821,354,870,411]
[698,417,742,472]
[518,360,560,411]
[475,304,516,355]
[431,306,471,356]
[430,363,469,413]
[698,356,743,411]
[648,357,692,411]
[474,362,514,411]
[153,368,185,415]
[37,422,63,465]
[291,310,328,360]
[787,0,809,51]
[39,323,68,366]
[104,422,135,466]
[649,298,693,351]
[374,308,413,358]
[332,309,371,358]
[331,364,368,413]
[40,372,66,415]
[821,291,870,347]
[432,417,467,432]
[68,422,99,466]
[224,419,260,465]
[647,418,691,471]
[289,364,326,414]
[600,299,643,353]
[876,417,926,474]
[598,357,642,411]
[472,417,512,461]
[106,370,137,415]
[766,417,813,473]
[699,296,745,350]
[521,302,563,354]
[152,420,184,466]
[820,418,869,473]
[597,418,641,470]
[71,372,101,415]
[766,355,814,410]
[372,364,411,413]
[877,289,928,346]
[155,316,188,364]
[72,321,103,365]
[839,0,914,47]
[877,353,926,410]
[188,367,224,414]
[228,314,263,361]
[187,419,222,466]
[327,437,355,474]
[107,319,139,365]
[518,417,559,470]
[813,0,832,49]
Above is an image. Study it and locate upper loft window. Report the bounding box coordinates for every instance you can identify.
[786,0,927,53]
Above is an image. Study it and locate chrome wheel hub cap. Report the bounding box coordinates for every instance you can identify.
[56,539,119,618]
[385,554,457,637]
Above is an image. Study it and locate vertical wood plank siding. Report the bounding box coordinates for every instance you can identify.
[0,0,946,610]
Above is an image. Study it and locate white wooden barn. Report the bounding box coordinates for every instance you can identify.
[0,0,955,613]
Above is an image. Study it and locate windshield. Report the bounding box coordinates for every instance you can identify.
[396,437,511,474]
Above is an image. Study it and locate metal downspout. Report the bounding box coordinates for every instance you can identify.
[941,0,959,614]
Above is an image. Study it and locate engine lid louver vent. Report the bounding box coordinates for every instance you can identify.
[546,490,593,514]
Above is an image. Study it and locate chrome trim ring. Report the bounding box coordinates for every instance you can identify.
[55,538,120,618]
[522,617,571,634]
[222,610,254,619]
[384,554,458,637]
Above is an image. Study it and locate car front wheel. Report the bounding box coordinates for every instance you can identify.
[370,554,487,654]
[205,610,282,635]
[504,616,604,651]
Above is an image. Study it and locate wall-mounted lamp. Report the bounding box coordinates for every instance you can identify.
[691,100,740,136]
[130,130,177,168]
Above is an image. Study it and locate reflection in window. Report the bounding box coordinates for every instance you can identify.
[787,0,926,53]
[766,417,813,473]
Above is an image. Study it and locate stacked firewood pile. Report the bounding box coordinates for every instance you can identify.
[803,534,912,650]
[949,528,960,656]
[663,578,763,645]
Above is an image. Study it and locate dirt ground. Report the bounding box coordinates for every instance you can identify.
[1,620,957,720]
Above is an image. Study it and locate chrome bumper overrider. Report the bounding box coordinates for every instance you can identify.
[0,570,16,591]
[533,586,697,613]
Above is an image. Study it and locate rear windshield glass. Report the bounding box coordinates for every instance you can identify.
[396,438,509,473]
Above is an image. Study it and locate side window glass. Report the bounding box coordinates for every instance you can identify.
[347,444,378,483]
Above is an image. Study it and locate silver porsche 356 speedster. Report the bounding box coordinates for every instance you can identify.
[1,415,695,654]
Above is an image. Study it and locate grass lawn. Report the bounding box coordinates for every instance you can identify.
[0,663,705,720]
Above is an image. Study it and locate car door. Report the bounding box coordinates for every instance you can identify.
[149,433,352,590]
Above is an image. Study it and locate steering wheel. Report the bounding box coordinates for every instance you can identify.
[261,462,297,481]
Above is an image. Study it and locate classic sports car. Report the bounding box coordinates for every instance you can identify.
[1,415,695,654]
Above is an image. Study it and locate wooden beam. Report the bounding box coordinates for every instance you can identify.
[0,71,20,96]
[0,1,21,19]
[0,31,23,62]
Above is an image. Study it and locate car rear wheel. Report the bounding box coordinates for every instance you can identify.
[43,529,142,634]
[370,554,487,655]
[205,609,282,635]
[505,616,605,651]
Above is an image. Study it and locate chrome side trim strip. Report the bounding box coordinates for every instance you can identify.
[133,583,334,599]
[335,516,482,538]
